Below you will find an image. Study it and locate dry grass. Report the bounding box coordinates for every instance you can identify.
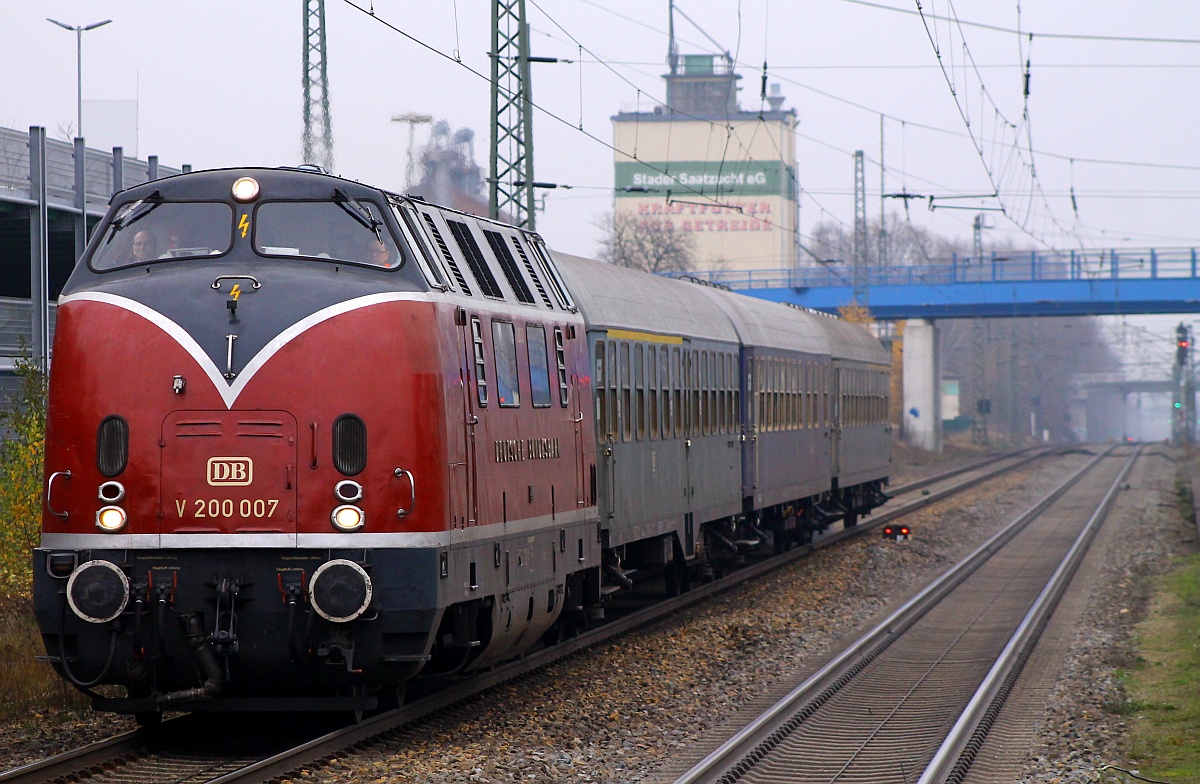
[0,597,90,724]
[1123,552,1200,782]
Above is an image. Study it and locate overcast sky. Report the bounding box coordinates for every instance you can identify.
[5,1,1200,427]
[5,0,1199,263]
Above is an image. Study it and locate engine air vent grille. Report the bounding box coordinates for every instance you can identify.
[332,415,367,476]
[96,416,129,477]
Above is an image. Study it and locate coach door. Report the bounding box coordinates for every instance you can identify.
[563,327,586,508]
[453,312,484,527]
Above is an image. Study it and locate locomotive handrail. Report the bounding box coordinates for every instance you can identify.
[211,275,262,290]
[46,470,71,519]
[394,468,415,518]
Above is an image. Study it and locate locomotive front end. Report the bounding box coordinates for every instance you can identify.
[34,168,453,717]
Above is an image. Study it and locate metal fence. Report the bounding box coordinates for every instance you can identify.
[668,247,1200,289]
[0,298,56,367]
[0,126,182,213]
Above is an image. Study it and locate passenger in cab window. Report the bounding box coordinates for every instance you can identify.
[132,230,158,262]
[366,237,393,267]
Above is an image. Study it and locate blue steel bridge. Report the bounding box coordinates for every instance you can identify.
[668,247,1200,320]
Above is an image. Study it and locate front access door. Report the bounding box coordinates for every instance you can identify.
[160,411,298,534]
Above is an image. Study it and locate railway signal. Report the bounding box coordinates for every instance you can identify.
[882,525,910,541]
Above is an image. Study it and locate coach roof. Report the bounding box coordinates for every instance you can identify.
[550,251,739,344]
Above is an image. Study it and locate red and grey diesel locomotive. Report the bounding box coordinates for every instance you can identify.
[34,166,891,721]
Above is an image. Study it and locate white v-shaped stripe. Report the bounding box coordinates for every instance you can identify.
[59,290,433,409]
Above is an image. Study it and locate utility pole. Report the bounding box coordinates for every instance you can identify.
[1174,323,1191,444]
[302,0,334,172]
[490,0,536,229]
[853,150,867,305]
[878,116,887,267]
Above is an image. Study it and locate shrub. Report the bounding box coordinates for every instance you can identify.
[0,349,48,603]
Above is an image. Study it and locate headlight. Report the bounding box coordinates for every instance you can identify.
[96,505,128,532]
[331,504,365,531]
[67,560,130,623]
[309,559,372,623]
[231,176,260,202]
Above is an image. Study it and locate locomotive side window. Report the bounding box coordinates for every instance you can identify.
[391,202,449,288]
[471,317,488,406]
[512,236,554,308]
[526,325,553,408]
[254,199,403,268]
[91,201,233,270]
[553,327,569,407]
[492,321,521,407]
[528,238,576,311]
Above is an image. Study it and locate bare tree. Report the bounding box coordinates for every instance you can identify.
[595,211,696,274]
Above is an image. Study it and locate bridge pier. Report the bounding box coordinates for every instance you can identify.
[902,318,942,452]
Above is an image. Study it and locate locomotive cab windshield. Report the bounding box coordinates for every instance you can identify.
[254,194,404,269]
[88,189,407,272]
[91,199,234,269]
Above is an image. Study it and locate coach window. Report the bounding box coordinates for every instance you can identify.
[672,348,682,438]
[717,354,726,434]
[732,356,740,435]
[554,328,569,407]
[699,352,709,436]
[492,321,520,407]
[709,352,717,435]
[595,344,607,438]
[635,344,646,441]
[527,325,552,407]
[822,365,830,427]
[607,342,618,441]
[621,342,632,443]
[787,360,796,432]
[662,347,672,439]
[471,317,488,406]
[648,346,659,440]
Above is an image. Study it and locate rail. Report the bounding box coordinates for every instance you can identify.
[670,445,1126,784]
[0,448,1052,784]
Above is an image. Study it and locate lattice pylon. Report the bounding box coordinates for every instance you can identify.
[490,0,536,229]
[302,0,334,172]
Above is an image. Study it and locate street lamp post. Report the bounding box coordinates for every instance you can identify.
[47,18,112,139]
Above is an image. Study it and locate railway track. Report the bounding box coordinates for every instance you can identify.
[668,444,1137,784]
[0,447,1064,784]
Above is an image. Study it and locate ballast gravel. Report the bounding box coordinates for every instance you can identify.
[1,446,1191,783]
[287,447,1189,784]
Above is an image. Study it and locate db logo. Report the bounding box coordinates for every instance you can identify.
[207,457,253,486]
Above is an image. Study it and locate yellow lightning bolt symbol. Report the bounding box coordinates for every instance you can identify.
[230,284,242,301]
[238,213,250,238]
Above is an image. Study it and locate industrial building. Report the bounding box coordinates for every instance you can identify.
[611,53,799,272]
